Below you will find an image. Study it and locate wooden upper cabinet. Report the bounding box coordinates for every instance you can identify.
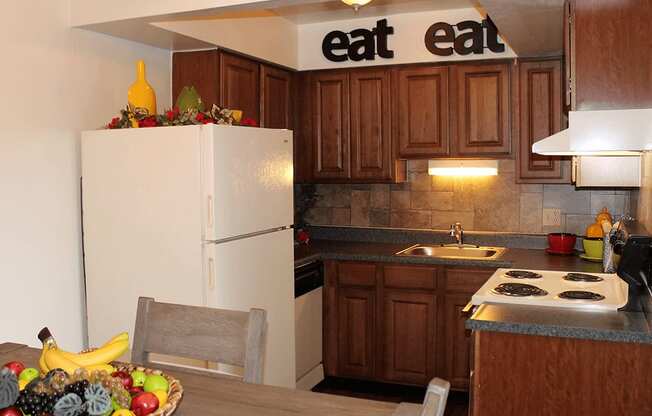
[350,69,392,180]
[382,290,437,385]
[452,63,511,156]
[570,0,652,110]
[312,71,351,180]
[172,50,219,109]
[396,66,450,157]
[517,59,570,183]
[219,52,260,123]
[260,65,292,129]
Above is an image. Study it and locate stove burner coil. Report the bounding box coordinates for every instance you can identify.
[504,270,543,279]
[491,283,548,297]
[558,291,605,301]
[563,273,604,283]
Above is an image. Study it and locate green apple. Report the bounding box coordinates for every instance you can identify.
[130,370,147,387]
[143,375,168,393]
[18,368,39,384]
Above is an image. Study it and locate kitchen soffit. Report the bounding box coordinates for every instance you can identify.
[269,0,475,24]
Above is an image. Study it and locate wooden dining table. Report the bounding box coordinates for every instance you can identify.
[0,343,398,416]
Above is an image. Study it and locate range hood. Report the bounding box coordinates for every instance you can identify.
[532,109,652,156]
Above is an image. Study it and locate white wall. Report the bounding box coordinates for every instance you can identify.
[298,8,516,70]
[0,1,170,351]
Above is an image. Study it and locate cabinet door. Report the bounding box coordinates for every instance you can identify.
[350,69,392,181]
[517,59,570,183]
[337,287,376,378]
[396,66,450,157]
[312,71,351,180]
[294,72,313,183]
[383,290,437,385]
[452,63,511,156]
[172,50,219,109]
[572,0,652,110]
[443,294,473,390]
[260,65,292,129]
[442,268,493,391]
[220,52,260,123]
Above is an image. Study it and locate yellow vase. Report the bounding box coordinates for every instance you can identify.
[128,60,157,126]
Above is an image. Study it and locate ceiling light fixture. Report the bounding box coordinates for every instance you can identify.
[428,160,498,177]
[341,0,373,12]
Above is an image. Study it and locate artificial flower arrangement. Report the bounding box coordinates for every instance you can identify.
[106,105,258,130]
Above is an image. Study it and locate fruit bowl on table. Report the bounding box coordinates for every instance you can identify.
[111,362,183,416]
[1,328,184,416]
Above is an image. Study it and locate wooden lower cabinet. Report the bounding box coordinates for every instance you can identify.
[471,331,652,415]
[336,287,376,379]
[443,294,473,390]
[382,290,437,385]
[325,261,494,389]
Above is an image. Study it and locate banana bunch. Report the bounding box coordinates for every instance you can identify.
[38,328,129,375]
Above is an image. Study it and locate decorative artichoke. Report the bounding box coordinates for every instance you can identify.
[54,393,84,416]
[0,367,19,408]
[84,383,112,416]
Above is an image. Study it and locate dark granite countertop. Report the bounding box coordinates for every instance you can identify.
[294,239,604,273]
[295,238,651,344]
[467,303,652,344]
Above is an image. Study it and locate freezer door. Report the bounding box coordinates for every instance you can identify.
[82,126,206,348]
[201,125,293,241]
[204,228,295,388]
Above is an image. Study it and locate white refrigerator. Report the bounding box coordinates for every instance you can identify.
[81,124,295,388]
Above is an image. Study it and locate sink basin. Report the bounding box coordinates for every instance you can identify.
[396,244,506,260]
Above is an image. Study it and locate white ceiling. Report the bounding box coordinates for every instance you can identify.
[270,0,475,24]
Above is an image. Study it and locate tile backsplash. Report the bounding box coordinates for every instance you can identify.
[299,160,633,235]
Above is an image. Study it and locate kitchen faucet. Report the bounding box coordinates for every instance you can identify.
[450,222,464,246]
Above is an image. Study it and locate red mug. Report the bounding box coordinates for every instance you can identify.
[547,233,577,253]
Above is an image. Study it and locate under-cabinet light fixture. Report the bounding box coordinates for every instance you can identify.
[428,160,498,177]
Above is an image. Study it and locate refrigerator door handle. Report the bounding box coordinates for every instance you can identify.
[207,195,214,229]
[208,256,216,290]
[204,226,290,245]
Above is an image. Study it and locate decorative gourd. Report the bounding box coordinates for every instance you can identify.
[54,393,84,416]
[586,221,604,238]
[84,384,112,416]
[0,368,19,409]
[596,207,613,224]
[175,86,204,113]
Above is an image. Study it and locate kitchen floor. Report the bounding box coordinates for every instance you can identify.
[312,377,469,416]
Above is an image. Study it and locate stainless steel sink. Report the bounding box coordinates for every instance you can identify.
[396,244,506,260]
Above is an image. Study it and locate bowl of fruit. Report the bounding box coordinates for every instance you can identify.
[0,328,183,416]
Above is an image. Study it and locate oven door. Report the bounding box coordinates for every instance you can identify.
[294,261,324,390]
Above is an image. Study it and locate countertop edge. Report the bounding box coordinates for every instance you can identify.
[466,317,652,345]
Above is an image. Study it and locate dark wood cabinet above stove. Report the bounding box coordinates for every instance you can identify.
[566,0,652,111]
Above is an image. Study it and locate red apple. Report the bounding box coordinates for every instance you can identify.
[112,371,134,389]
[2,362,24,378]
[0,407,22,416]
[130,392,159,416]
[128,386,144,397]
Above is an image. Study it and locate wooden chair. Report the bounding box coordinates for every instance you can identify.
[392,378,450,416]
[132,297,267,384]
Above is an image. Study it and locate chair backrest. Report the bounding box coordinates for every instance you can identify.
[419,378,450,416]
[132,297,267,384]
